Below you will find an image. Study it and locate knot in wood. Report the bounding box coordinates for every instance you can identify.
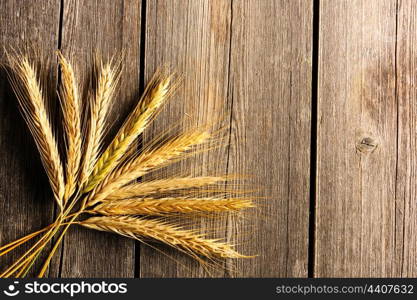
[356,137,378,154]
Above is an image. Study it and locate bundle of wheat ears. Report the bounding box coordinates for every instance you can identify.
[0,51,254,277]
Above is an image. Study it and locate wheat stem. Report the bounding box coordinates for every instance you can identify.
[0,226,56,277]
[0,225,52,256]
[38,213,80,278]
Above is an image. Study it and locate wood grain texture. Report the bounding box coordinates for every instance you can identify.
[4,0,417,279]
[390,0,417,277]
[227,0,313,277]
[139,0,233,278]
[53,0,142,278]
[0,0,61,276]
[315,0,400,277]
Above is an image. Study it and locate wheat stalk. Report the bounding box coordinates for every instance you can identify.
[83,72,174,192]
[86,128,210,206]
[106,176,228,200]
[79,59,120,186]
[7,55,65,207]
[2,53,255,277]
[80,216,248,259]
[93,197,254,216]
[57,51,82,202]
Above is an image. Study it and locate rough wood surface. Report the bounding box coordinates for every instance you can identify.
[226,0,312,277]
[315,0,400,277]
[394,0,417,277]
[3,0,417,278]
[0,0,61,277]
[139,0,313,278]
[139,0,233,277]
[52,0,142,277]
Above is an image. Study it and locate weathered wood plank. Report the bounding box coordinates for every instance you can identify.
[390,0,417,277]
[55,0,142,278]
[227,0,313,277]
[140,0,233,277]
[315,0,400,276]
[0,0,61,276]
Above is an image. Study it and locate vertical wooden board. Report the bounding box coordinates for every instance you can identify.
[0,1,61,276]
[394,0,417,277]
[227,0,313,277]
[140,0,232,277]
[56,0,141,277]
[316,0,399,277]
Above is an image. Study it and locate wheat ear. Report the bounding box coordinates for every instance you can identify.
[57,51,82,202]
[7,55,65,207]
[106,176,228,200]
[80,216,248,259]
[86,128,210,206]
[79,59,120,186]
[83,72,174,192]
[93,197,255,216]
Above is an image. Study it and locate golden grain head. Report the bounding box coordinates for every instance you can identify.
[79,58,121,186]
[83,72,175,193]
[7,54,65,207]
[106,176,229,200]
[80,216,250,259]
[93,197,255,216]
[85,128,211,206]
[57,51,82,202]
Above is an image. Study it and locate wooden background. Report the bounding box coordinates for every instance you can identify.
[0,0,416,277]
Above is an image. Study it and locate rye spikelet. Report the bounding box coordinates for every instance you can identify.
[83,73,174,192]
[57,51,82,201]
[92,197,255,216]
[79,59,120,186]
[7,55,65,207]
[86,128,210,206]
[80,216,247,259]
[106,176,228,200]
